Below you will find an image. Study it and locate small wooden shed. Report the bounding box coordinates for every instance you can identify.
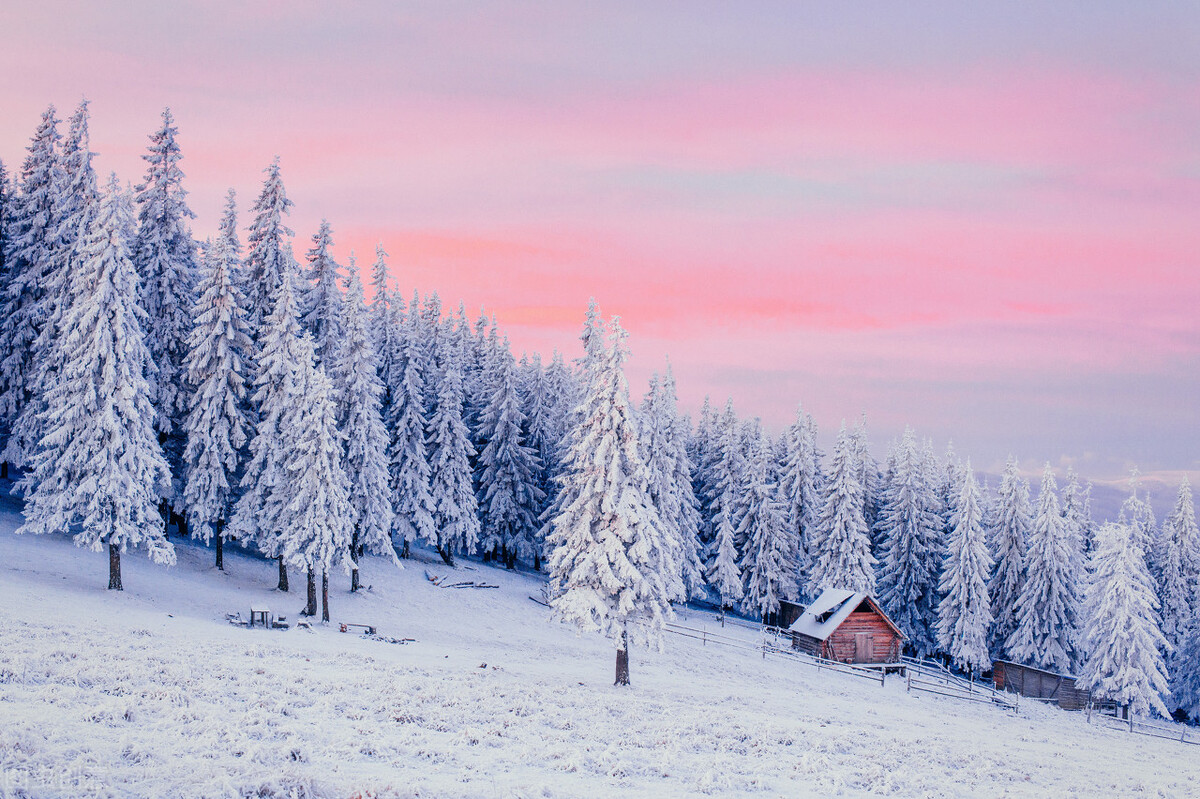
[788,588,904,664]
[992,660,1092,711]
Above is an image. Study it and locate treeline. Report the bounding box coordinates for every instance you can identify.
[0,102,1197,715]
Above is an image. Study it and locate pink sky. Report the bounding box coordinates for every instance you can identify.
[3,2,1199,481]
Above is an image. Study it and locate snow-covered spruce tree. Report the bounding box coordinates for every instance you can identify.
[807,422,875,596]
[875,427,943,657]
[988,457,1032,659]
[387,293,435,557]
[1006,465,1080,673]
[227,256,309,592]
[546,317,672,686]
[0,157,11,469]
[476,344,545,568]
[15,174,174,589]
[300,219,345,368]
[1120,470,1158,567]
[519,352,555,566]
[133,108,200,455]
[704,400,745,610]
[736,424,798,620]
[778,405,822,598]
[219,188,241,256]
[1172,609,1200,718]
[182,237,251,570]
[1061,466,1090,577]
[426,330,480,566]
[640,366,704,600]
[0,107,62,468]
[367,243,393,363]
[243,158,297,342]
[420,291,444,415]
[8,101,98,472]
[330,267,396,591]
[1157,477,1199,653]
[851,415,882,536]
[1079,522,1170,718]
[690,396,719,556]
[936,461,994,675]
[277,336,355,622]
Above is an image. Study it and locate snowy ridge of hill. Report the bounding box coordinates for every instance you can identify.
[1,496,1197,797]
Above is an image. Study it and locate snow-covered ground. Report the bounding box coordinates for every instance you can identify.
[1,487,1197,798]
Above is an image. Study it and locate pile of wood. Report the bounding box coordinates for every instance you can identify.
[424,570,498,589]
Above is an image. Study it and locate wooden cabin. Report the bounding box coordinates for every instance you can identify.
[763,600,806,629]
[992,660,1093,711]
[788,588,904,664]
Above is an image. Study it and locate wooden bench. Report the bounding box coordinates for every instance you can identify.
[249,607,272,628]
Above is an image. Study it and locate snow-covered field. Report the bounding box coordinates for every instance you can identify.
[1,489,1197,798]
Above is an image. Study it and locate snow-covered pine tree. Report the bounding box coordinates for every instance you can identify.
[219,189,241,256]
[476,343,544,568]
[704,399,745,609]
[227,251,309,592]
[736,423,798,620]
[1120,470,1158,567]
[420,291,443,415]
[807,422,875,596]
[640,365,705,601]
[1061,467,1089,578]
[690,396,719,557]
[0,157,11,470]
[851,415,882,535]
[331,267,395,591]
[387,292,436,557]
[520,351,555,566]
[1006,465,1080,673]
[988,457,1032,658]
[367,243,392,360]
[1171,606,1200,717]
[0,107,62,468]
[426,326,480,566]
[243,158,297,342]
[276,335,355,622]
[133,108,200,452]
[300,219,345,367]
[182,236,251,570]
[777,405,822,598]
[1079,522,1170,718]
[546,316,672,686]
[1157,477,1199,653]
[875,427,943,657]
[15,174,174,589]
[8,101,98,472]
[936,461,994,675]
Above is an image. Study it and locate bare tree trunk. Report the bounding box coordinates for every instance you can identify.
[305,568,317,617]
[215,520,225,571]
[350,529,360,592]
[401,539,410,559]
[615,628,630,686]
[1,461,7,480]
[277,557,289,592]
[437,545,455,567]
[176,511,188,540]
[108,541,123,591]
[321,571,330,622]
[160,499,171,539]
[533,552,540,572]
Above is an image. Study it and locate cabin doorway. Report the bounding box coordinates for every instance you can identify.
[855,632,873,662]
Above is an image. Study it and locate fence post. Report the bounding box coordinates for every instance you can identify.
[906,668,912,693]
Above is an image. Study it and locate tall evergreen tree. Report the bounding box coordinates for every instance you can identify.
[426,328,480,566]
[243,158,296,341]
[1157,477,1199,653]
[936,462,994,674]
[15,175,174,589]
[1006,466,1080,673]
[367,243,392,360]
[989,457,1032,658]
[778,405,822,598]
[807,422,875,596]
[875,427,943,657]
[133,107,199,448]
[736,424,798,620]
[227,254,308,592]
[477,344,544,568]
[546,317,672,686]
[0,107,62,467]
[1080,522,1170,718]
[300,219,344,367]
[276,335,355,622]
[387,293,435,557]
[182,236,251,570]
[704,400,745,609]
[331,268,395,591]
[1171,608,1200,717]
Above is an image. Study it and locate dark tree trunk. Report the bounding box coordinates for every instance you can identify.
[277,557,289,592]
[215,520,225,571]
[108,541,123,591]
[401,539,410,559]
[160,499,171,539]
[176,512,188,540]
[350,529,360,592]
[1,461,8,480]
[321,571,330,622]
[615,629,630,686]
[505,551,516,570]
[305,568,317,617]
[533,552,541,572]
[437,545,455,567]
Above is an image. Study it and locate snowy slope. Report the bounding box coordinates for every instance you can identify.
[1,485,1197,798]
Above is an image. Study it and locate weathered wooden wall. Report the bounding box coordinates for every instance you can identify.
[993,661,1091,711]
[823,612,900,663]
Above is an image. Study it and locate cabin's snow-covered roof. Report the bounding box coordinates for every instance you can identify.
[788,588,863,640]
